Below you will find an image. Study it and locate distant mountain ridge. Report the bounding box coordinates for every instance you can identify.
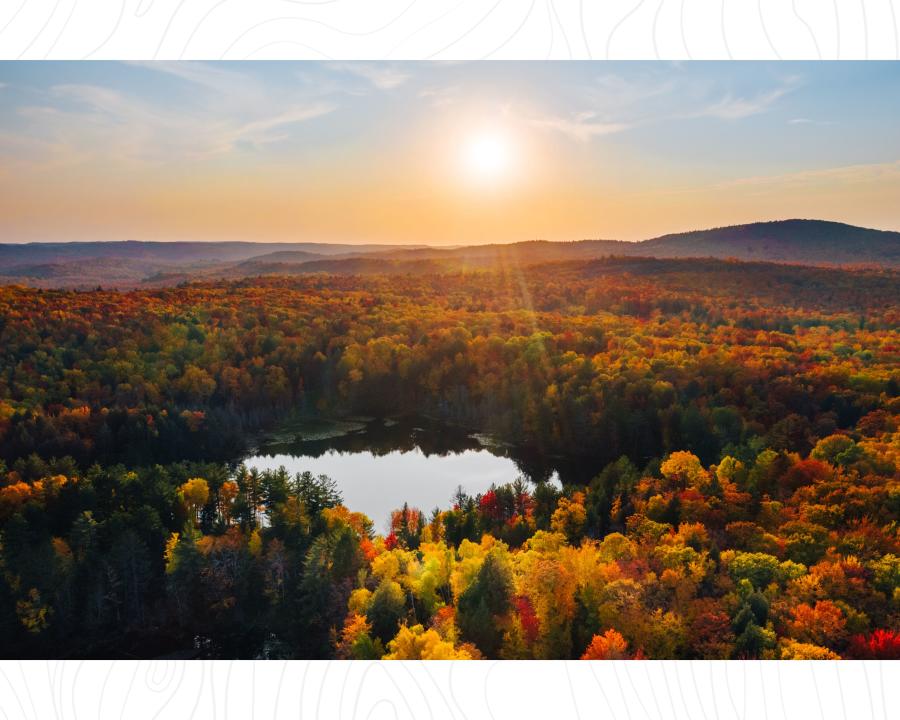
[639,219,900,266]
[324,219,900,268]
[0,220,897,288]
[0,240,428,265]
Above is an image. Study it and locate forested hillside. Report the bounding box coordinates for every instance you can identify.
[0,257,897,658]
[640,219,900,266]
[2,220,898,288]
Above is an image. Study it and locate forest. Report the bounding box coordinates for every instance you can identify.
[0,255,898,659]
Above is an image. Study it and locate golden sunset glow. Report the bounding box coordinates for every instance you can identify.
[461,129,514,186]
[0,62,899,244]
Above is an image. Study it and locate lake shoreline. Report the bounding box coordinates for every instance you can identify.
[239,414,570,530]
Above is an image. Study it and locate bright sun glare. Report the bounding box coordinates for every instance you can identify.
[462,131,512,184]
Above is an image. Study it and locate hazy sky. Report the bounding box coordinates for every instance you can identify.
[1,61,899,244]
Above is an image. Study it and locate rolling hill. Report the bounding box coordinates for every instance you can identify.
[640,219,900,266]
[0,240,427,265]
[0,220,896,288]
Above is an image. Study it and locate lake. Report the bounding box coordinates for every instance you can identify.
[243,417,567,531]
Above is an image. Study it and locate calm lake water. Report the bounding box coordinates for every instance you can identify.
[243,417,566,531]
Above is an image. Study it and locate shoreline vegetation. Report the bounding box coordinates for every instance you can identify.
[0,255,897,659]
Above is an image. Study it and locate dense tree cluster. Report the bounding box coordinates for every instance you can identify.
[0,256,897,658]
[315,419,900,660]
[2,432,897,659]
[1,258,896,468]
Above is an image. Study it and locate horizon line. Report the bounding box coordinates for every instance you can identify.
[2,217,898,247]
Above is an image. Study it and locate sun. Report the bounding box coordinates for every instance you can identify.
[462,130,513,184]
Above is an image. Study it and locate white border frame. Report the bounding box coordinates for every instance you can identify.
[1,2,899,718]
[0,659,898,719]
[0,0,897,60]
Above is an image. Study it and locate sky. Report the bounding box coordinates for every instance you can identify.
[0,61,899,245]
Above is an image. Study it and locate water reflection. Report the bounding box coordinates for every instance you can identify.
[243,417,578,531]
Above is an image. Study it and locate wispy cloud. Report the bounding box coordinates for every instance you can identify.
[621,158,900,206]
[529,111,630,142]
[418,85,459,108]
[51,83,146,119]
[789,117,835,126]
[128,61,248,91]
[328,62,411,90]
[125,61,272,111]
[719,159,900,189]
[13,82,336,165]
[225,103,336,150]
[690,78,799,120]
[586,73,676,110]
[527,73,799,144]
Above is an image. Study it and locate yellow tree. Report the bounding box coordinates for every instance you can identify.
[384,624,474,659]
[661,451,709,491]
[551,493,587,545]
[179,477,209,527]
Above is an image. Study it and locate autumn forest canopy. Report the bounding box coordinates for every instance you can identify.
[0,254,898,660]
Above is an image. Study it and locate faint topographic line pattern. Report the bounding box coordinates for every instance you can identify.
[0,0,897,58]
[1,2,900,720]
[3,660,890,720]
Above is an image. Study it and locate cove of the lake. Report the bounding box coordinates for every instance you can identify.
[242,417,580,531]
